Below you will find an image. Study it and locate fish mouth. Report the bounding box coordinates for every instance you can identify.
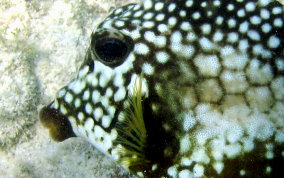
[39,102,76,142]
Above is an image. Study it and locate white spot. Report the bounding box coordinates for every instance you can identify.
[242,138,254,152]
[114,87,126,102]
[108,106,116,117]
[274,18,283,27]
[181,45,195,58]
[266,166,272,174]
[179,10,187,17]
[74,98,81,108]
[100,95,110,108]
[245,112,275,138]
[268,36,280,48]
[155,35,167,48]
[183,113,196,131]
[192,12,201,20]
[191,148,210,164]
[114,20,125,27]
[64,92,73,103]
[133,10,143,18]
[168,17,177,27]
[272,6,282,15]
[207,11,213,17]
[167,165,178,177]
[53,100,59,109]
[142,21,155,28]
[228,18,236,28]
[223,48,246,68]
[78,112,85,122]
[114,74,124,87]
[84,118,94,131]
[227,32,239,43]
[239,21,249,33]
[134,43,149,55]
[93,107,103,121]
[265,151,274,159]
[238,39,249,52]
[105,88,113,97]
[185,0,194,7]
[60,105,67,115]
[155,13,165,21]
[221,70,248,93]
[213,0,221,6]
[259,0,272,6]
[78,65,89,78]
[186,32,197,42]
[237,9,245,17]
[85,103,93,114]
[224,143,242,158]
[142,63,154,75]
[143,12,154,20]
[99,73,111,88]
[250,16,261,25]
[201,24,211,34]
[193,164,204,177]
[275,131,284,143]
[201,1,207,7]
[83,90,90,100]
[155,51,170,63]
[213,31,224,42]
[213,162,224,174]
[86,73,98,87]
[155,2,164,11]
[180,134,191,153]
[171,31,182,43]
[143,0,153,10]
[227,4,234,11]
[133,4,140,11]
[245,2,256,12]
[276,59,284,71]
[144,31,156,43]
[158,24,169,33]
[130,28,141,40]
[57,89,66,98]
[102,115,112,128]
[114,8,123,15]
[252,44,263,55]
[92,90,100,104]
[216,16,224,25]
[240,170,246,176]
[199,37,214,51]
[179,170,192,178]
[68,80,86,94]
[262,23,272,33]
[247,30,260,41]
[260,9,270,19]
[180,158,192,166]
[168,3,176,12]
[180,22,191,31]
[226,126,244,143]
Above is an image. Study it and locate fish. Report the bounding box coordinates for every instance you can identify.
[39,0,284,177]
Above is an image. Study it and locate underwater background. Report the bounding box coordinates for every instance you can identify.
[0,0,137,177]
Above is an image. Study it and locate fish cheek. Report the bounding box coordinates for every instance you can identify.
[39,105,76,142]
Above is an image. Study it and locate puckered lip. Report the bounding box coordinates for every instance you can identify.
[39,102,76,142]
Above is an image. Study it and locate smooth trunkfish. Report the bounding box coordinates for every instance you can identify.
[39,0,284,177]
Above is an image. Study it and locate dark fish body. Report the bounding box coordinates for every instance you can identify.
[40,0,284,177]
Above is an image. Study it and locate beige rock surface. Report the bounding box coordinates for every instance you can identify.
[0,0,137,177]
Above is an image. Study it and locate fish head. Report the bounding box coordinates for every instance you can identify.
[40,0,284,177]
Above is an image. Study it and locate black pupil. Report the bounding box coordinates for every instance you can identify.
[95,38,128,63]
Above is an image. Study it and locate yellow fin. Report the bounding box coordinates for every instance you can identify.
[116,74,150,172]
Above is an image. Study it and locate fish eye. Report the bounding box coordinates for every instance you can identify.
[91,29,133,67]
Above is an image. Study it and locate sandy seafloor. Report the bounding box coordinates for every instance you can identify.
[0,0,137,177]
